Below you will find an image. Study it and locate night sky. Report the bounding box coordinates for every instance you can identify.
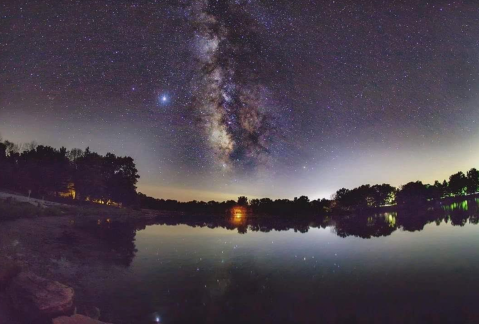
[1,0,479,201]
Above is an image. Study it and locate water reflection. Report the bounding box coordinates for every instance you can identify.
[151,198,479,239]
[78,198,479,270]
[80,198,479,324]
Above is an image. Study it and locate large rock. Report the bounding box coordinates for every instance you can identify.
[7,272,74,322]
[53,314,112,324]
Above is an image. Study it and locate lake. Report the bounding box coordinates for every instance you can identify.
[92,202,479,323]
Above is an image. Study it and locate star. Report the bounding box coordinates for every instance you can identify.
[158,94,169,105]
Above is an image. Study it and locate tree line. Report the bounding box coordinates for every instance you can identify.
[2,138,479,214]
[139,170,479,215]
[0,139,139,206]
[138,193,332,216]
[333,168,479,210]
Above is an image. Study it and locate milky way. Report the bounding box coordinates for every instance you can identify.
[190,0,277,169]
[2,0,479,200]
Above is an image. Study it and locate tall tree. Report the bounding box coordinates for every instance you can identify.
[293,196,310,213]
[396,181,428,206]
[371,184,396,206]
[73,148,108,202]
[104,153,140,206]
[466,168,479,194]
[449,171,467,195]
[237,196,248,206]
[17,145,70,196]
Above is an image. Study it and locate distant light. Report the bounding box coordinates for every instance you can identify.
[155,316,160,323]
[232,206,246,221]
[162,96,167,102]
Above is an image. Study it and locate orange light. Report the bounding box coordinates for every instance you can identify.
[231,206,246,220]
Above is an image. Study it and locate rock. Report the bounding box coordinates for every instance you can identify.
[7,272,74,322]
[52,314,112,324]
[0,261,20,291]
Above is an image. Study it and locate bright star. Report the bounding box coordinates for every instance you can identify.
[158,94,169,105]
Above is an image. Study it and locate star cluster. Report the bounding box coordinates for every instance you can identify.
[1,0,479,200]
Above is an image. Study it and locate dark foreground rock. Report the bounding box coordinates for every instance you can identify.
[7,272,74,322]
[53,314,112,324]
[0,293,20,324]
[0,260,20,291]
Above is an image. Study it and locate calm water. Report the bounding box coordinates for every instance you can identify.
[95,204,479,324]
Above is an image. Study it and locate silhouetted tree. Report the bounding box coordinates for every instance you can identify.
[71,149,140,205]
[3,140,20,156]
[237,196,248,206]
[334,188,350,203]
[370,184,396,206]
[311,198,331,214]
[73,148,107,201]
[396,181,428,206]
[68,148,84,162]
[334,185,382,209]
[103,153,140,206]
[466,168,479,194]
[293,196,310,213]
[0,138,142,206]
[449,171,467,196]
[0,143,6,160]
[442,180,449,196]
[17,145,70,196]
[427,180,446,200]
[250,199,260,209]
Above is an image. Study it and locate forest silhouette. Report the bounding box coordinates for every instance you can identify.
[2,138,479,215]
